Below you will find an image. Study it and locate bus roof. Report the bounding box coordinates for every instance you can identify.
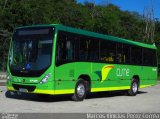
[16,24,157,50]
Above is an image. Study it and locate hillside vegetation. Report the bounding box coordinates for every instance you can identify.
[0,0,160,70]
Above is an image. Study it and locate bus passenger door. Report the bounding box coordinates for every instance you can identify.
[54,31,76,94]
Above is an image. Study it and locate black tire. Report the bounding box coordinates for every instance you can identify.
[72,79,87,101]
[37,94,50,99]
[128,79,139,96]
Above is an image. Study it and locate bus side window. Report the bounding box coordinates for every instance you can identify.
[131,46,142,65]
[66,40,73,60]
[56,31,76,65]
[100,40,116,63]
[79,37,89,61]
[57,33,66,64]
[116,43,124,63]
[108,52,114,62]
[123,44,130,64]
[88,38,100,61]
[143,49,156,66]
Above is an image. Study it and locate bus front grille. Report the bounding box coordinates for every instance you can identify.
[12,84,36,92]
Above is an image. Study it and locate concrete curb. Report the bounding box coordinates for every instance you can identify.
[0,79,6,86]
[0,82,6,86]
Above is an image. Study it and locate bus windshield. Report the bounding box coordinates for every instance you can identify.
[10,27,54,77]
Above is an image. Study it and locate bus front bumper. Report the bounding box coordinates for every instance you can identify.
[7,82,74,95]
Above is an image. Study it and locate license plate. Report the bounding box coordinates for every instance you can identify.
[19,88,28,93]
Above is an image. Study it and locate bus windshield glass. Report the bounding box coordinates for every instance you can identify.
[10,27,54,77]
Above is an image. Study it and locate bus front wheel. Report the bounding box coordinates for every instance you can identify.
[128,79,139,96]
[72,79,87,101]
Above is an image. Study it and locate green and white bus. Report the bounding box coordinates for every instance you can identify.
[7,24,158,101]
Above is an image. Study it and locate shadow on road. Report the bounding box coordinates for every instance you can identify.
[86,91,147,100]
[5,91,72,102]
[5,90,147,102]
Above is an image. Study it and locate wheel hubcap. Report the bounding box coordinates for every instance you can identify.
[132,82,138,93]
[77,84,85,97]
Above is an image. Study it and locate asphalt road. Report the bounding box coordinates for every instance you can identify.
[0,83,160,113]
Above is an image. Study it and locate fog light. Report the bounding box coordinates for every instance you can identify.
[7,75,11,81]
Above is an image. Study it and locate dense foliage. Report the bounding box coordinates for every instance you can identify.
[0,0,160,70]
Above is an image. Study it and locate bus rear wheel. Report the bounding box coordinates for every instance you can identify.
[128,79,139,96]
[72,79,87,101]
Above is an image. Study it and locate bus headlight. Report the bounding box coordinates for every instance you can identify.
[40,73,51,84]
[7,74,11,81]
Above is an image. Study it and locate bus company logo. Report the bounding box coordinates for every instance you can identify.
[116,68,130,77]
[30,79,38,83]
[101,65,114,82]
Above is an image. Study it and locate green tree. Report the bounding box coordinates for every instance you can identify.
[0,0,160,70]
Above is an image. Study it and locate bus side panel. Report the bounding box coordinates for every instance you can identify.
[90,64,158,92]
[54,63,76,94]
[90,63,132,92]
[74,62,91,80]
[139,66,158,87]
